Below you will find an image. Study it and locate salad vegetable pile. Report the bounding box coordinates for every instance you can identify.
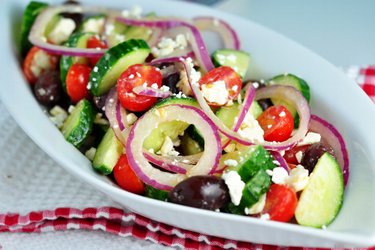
[20,0,349,228]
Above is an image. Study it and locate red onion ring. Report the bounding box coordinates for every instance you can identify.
[132,85,172,98]
[193,17,240,50]
[126,104,222,190]
[116,17,214,72]
[29,5,119,56]
[222,84,256,149]
[309,115,349,186]
[270,151,289,172]
[105,88,129,146]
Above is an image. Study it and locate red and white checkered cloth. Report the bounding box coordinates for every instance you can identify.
[0,66,374,249]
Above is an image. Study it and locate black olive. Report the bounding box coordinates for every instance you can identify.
[61,0,83,29]
[168,175,229,211]
[162,72,180,94]
[301,142,335,173]
[34,70,63,106]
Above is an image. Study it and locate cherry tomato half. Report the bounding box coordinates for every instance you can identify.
[113,154,145,194]
[198,66,242,106]
[86,36,107,66]
[117,64,162,112]
[66,63,91,103]
[257,105,294,142]
[23,46,58,84]
[262,184,298,222]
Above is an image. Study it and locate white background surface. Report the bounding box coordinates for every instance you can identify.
[1,0,374,249]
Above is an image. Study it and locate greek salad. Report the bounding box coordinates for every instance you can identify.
[20,1,349,228]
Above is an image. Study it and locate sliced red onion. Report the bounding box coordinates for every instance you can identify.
[222,84,256,149]
[116,17,214,72]
[309,115,349,186]
[143,152,191,174]
[270,151,289,172]
[132,85,172,98]
[125,104,222,190]
[29,5,121,56]
[147,28,163,48]
[193,17,240,50]
[105,88,129,145]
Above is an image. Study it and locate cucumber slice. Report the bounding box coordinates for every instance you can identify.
[143,97,199,151]
[145,185,169,201]
[60,32,93,91]
[212,49,250,79]
[180,132,203,155]
[62,99,95,147]
[215,101,263,129]
[226,169,271,215]
[269,73,310,102]
[295,153,344,228]
[186,125,204,149]
[89,39,150,96]
[268,74,310,127]
[20,1,48,56]
[221,145,276,182]
[92,128,123,175]
[123,13,156,41]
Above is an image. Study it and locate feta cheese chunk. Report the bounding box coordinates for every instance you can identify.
[152,34,188,57]
[201,80,229,105]
[81,17,105,33]
[244,194,266,215]
[48,18,76,45]
[49,105,68,128]
[223,159,238,167]
[159,136,180,157]
[222,171,245,206]
[237,114,265,143]
[286,165,310,192]
[298,132,321,146]
[269,167,289,185]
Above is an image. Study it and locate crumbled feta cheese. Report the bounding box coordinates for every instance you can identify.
[49,106,68,128]
[94,113,109,125]
[160,85,170,92]
[223,159,238,167]
[237,113,264,143]
[244,194,266,215]
[82,18,105,33]
[279,111,286,117]
[252,82,259,89]
[30,50,54,77]
[295,151,303,163]
[148,148,155,154]
[270,167,289,185]
[126,113,138,125]
[151,83,159,89]
[298,132,321,146]
[121,5,143,18]
[222,171,245,206]
[68,105,75,113]
[48,18,76,45]
[260,213,270,220]
[286,165,309,192]
[201,80,229,105]
[85,147,97,161]
[159,136,179,157]
[152,34,188,57]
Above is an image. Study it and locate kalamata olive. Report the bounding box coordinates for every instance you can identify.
[93,95,108,111]
[301,142,335,173]
[257,98,273,111]
[162,72,180,94]
[61,1,83,29]
[168,175,229,211]
[34,70,62,106]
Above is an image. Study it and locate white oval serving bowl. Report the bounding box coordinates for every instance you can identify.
[1,0,375,247]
